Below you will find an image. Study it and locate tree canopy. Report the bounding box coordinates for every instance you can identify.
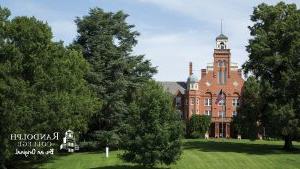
[234,76,263,139]
[122,81,182,166]
[0,7,99,166]
[243,2,300,150]
[73,8,157,146]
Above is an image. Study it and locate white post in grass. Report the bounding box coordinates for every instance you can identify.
[105,146,109,158]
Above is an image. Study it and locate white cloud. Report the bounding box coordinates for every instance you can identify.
[134,30,217,81]
[134,0,300,81]
[5,0,300,81]
[5,0,77,44]
[132,0,254,81]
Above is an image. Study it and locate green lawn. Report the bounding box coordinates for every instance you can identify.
[36,139,300,169]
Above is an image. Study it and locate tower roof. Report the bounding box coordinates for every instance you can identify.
[187,73,199,83]
[216,33,228,40]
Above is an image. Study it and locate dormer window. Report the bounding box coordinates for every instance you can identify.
[189,83,198,90]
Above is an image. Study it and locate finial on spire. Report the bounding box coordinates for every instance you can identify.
[221,19,223,34]
[216,20,228,41]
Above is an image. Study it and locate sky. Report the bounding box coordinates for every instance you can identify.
[1,0,300,81]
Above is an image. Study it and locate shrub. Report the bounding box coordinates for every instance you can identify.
[187,115,211,138]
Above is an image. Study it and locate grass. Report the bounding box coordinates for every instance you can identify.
[35,139,300,169]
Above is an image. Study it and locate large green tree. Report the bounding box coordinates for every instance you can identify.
[73,8,156,146]
[122,81,182,167]
[234,76,263,139]
[243,2,300,150]
[0,7,99,167]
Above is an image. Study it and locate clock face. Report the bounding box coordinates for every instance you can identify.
[233,81,238,87]
[206,81,211,86]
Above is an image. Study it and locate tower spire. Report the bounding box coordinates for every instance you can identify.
[221,19,223,34]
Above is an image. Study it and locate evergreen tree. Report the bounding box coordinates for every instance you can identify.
[243,2,300,150]
[122,81,182,167]
[234,76,263,139]
[73,8,156,146]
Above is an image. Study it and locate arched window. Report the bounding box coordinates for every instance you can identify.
[218,60,227,84]
[190,97,195,105]
[204,92,212,116]
[204,92,212,106]
[220,42,225,49]
[232,93,240,108]
[218,60,223,67]
[223,67,227,84]
[218,71,223,84]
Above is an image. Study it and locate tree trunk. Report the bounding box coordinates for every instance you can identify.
[283,136,293,151]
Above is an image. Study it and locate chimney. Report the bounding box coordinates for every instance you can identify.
[189,62,193,75]
[201,69,206,77]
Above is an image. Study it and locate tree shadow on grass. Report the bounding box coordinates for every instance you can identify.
[90,165,169,169]
[183,140,300,155]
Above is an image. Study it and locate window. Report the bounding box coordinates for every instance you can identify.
[196,98,199,105]
[190,84,193,90]
[196,109,199,113]
[205,98,212,106]
[232,98,239,107]
[232,111,237,116]
[190,83,198,90]
[218,61,227,85]
[191,109,195,114]
[205,110,211,116]
[218,71,223,84]
[219,111,225,117]
[218,99,225,106]
[195,83,198,89]
[223,68,227,84]
[218,61,224,67]
[176,97,181,107]
[220,42,225,49]
[191,98,195,105]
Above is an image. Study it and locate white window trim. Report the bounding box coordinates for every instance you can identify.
[218,111,225,117]
[205,110,211,116]
[205,98,212,106]
[190,98,195,105]
[232,98,240,107]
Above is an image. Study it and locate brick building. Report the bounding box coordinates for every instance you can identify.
[161,32,244,138]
